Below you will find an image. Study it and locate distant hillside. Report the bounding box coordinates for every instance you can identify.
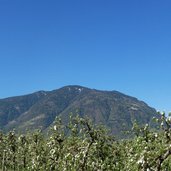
[0,85,159,138]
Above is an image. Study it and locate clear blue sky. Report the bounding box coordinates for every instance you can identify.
[0,0,171,113]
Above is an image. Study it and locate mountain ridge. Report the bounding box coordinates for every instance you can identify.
[0,85,158,138]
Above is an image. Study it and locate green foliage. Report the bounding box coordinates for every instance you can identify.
[0,112,171,171]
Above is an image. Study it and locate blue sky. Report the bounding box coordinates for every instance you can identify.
[0,0,171,113]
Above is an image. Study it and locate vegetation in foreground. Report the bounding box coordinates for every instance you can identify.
[0,112,171,171]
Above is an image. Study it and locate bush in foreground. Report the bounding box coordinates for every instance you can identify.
[0,112,171,171]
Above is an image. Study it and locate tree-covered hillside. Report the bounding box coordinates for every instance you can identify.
[0,86,159,138]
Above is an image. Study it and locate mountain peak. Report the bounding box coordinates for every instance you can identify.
[61,85,89,91]
[0,85,158,138]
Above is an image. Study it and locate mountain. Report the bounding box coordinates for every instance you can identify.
[0,85,158,138]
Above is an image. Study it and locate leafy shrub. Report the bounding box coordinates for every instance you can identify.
[0,112,171,171]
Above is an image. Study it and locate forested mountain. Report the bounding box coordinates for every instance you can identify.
[0,85,158,137]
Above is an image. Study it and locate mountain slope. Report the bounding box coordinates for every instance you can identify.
[0,91,47,130]
[0,86,158,137]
